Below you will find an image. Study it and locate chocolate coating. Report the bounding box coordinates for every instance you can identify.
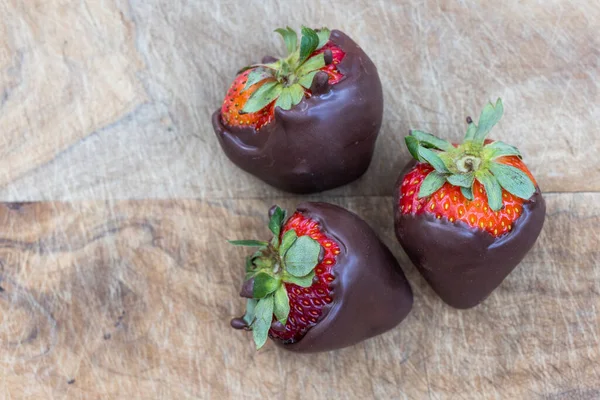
[239,278,254,299]
[280,202,413,353]
[212,30,384,194]
[394,161,546,309]
[230,318,249,330]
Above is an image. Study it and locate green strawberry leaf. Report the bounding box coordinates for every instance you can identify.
[489,162,536,200]
[289,83,305,106]
[242,80,282,114]
[275,27,298,55]
[228,240,268,247]
[461,186,474,201]
[405,136,421,161]
[279,230,298,257]
[447,173,474,188]
[243,298,258,325]
[299,26,320,64]
[278,60,291,77]
[418,171,446,198]
[483,140,522,159]
[253,257,273,269]
[298,70,319,89]
[316,28,331,49]
[252,272,280,298]
[473,98,504,145]
[251,61,281,70]
[273,285,290,324]
[410,130,454,151]
[268,206,285,238]
[464,119,477,141]
[275,85,305,110]
[252,295,274,349]
[275,88,292,110]
[242,61,280,76]
[283,271,315,287]
[245,270,258,281]
[245,256,254,273]
[476,170,503,211]
[405,98,531,210]
[418,146,450,173]
[284,235,321,277]
[242,68,274,92]
[251,248,265,259]
[438,152,456,173]
[296,53,325,76]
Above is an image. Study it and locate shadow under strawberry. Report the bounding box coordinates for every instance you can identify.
[230,202,413,353]
[212,27,383,194]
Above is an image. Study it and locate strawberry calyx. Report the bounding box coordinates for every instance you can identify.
[229,206,321,350]
[404,98,536,211]
[239,26,333,115]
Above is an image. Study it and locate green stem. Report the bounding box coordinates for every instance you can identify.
[456,155,482,173]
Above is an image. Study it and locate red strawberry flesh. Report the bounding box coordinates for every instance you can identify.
[399,155,538,237]
[220,71,276,130]
[269,211,339,343]
[311,42,345,86]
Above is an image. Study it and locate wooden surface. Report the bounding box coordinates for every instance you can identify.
[0,195,599,399]
[0,0,599,201]
[1,0,600,399]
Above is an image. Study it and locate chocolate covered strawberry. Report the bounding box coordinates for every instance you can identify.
[394,99,546,309]
[230,203,412,352]
[213,27,383,193]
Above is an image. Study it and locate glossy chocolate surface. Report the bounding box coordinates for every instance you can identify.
[279,202,413,352]
[212,30,384,194]
[394,161,546,309]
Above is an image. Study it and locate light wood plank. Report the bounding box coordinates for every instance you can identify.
[0,0,599,200]
[0,193,598,398]
[0,0,147,200]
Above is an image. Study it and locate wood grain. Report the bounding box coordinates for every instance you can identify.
[0,0,599,201]
[0,0,147,198]
[1,194,598,399]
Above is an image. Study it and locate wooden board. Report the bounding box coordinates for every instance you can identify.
[1,194,599,399]
[1,0,599,201]
[2,0,599,398]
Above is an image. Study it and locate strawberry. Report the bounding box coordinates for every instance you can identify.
[220,71,276,130]
[394,99,546,309]
[220,27,345,130]
[268,211,338,343]
[230,203,413,352]
[400,156,536,237]
[213,28,384,193]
